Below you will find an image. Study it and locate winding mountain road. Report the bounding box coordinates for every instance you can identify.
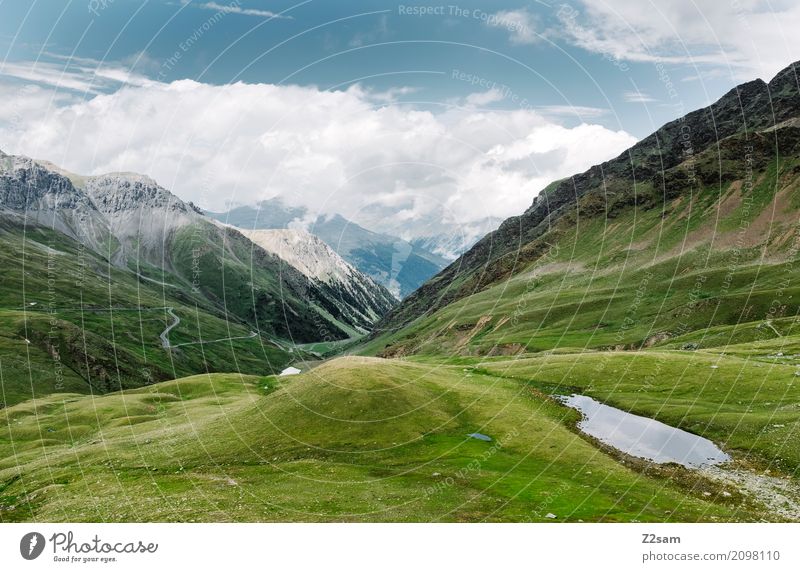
[23,304,270,351]
[169,330,258,348]
[159,307,260,349]
[159,307,180,349]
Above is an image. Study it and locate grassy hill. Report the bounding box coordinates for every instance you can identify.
[1,357,774,522]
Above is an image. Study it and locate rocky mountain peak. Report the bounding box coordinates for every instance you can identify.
[85,173,194,215]
[242,227,397,331]
[768,59,799,92]
[0,153,95,212]
[242,228,356,285]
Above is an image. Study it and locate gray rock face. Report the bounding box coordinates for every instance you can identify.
[84,173,200,267]
[84,173,195,214]
[243,229,396,332]
[0,152,112,253]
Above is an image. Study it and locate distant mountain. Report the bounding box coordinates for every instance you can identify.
[206,199,449,298]
[409,217,502,262]
[242,229,396,334]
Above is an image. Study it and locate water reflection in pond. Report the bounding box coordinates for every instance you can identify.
[558,394,730,468]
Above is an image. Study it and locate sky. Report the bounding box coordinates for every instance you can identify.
[0,0,798,240]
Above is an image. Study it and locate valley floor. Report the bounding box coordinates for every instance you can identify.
[2,346,799,522]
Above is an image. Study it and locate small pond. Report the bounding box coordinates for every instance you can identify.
[558,394,730,468]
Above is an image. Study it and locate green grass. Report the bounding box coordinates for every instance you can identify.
[0,358,758,522]
[467,348,800,474]
[0,221,296,407]
[364,175,800,359]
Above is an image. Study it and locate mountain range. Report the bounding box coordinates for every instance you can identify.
[0,154,393,406]
[206,199,457,298]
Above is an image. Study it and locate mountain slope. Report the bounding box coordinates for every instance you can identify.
[70,166,386,341]
[371,59,800,356]
[76,171,360,340]
[0,213,295,407]
[0,153,391,406]
[206,199,449,298]
[241,229,396,333]
[83,172,202,267]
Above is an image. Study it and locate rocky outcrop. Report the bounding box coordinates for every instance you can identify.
[83,173,200,267]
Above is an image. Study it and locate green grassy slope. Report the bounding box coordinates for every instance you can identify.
[170,221,352,342]
[365,125,800,358]
[375,60,800,341]
[0,358,758,522]
[0,219,295,408]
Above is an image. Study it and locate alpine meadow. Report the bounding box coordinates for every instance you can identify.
[2,1,800,532]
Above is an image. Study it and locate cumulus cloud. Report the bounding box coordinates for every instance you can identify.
[485,9,539,45]
[0,77,636,235]
[464,88,507,107]
[558,0,800,80]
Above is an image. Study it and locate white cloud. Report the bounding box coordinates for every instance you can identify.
[0,59,154,94]
[196,2,292,19]
[558,0,800,80]
[485,9,538,45]
[535,105,609,118]
[465,88,506,107]
[0,77,636,235]
[622,90,657,103]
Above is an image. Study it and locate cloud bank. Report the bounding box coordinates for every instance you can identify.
[0,74,636,235]
[560,0,800,81]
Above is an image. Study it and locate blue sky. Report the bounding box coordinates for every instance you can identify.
[6,0,797,135]
[0,0,798,239]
